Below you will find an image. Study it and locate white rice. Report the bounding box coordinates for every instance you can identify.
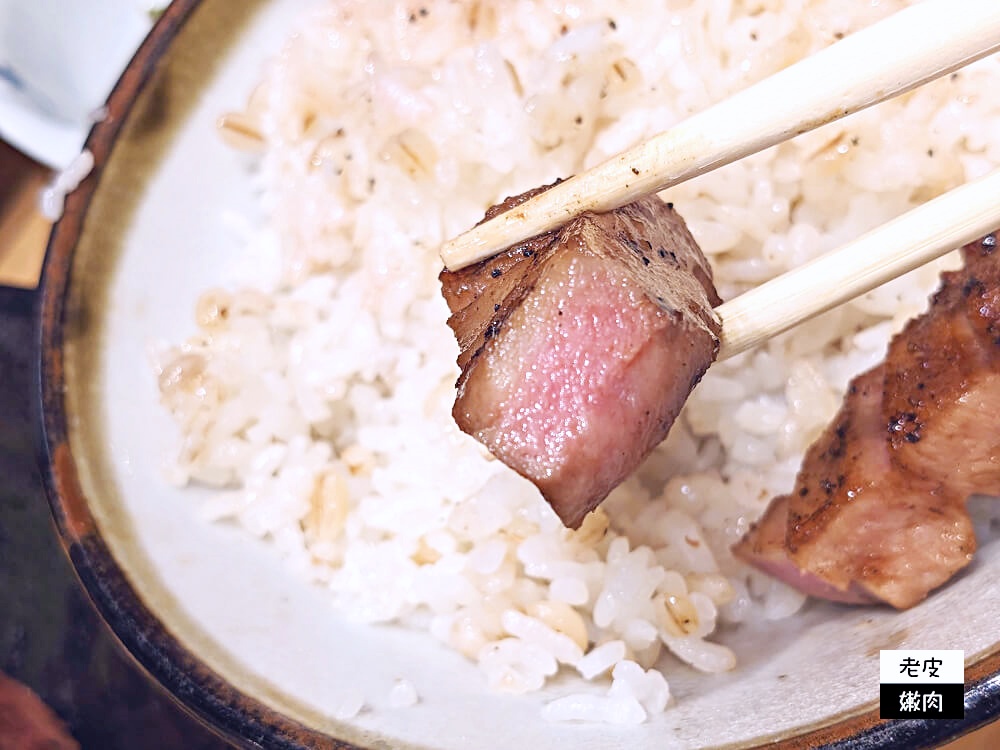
[332,690,367,721]
[152,0,1000,723]
[387,678,420,708]
[39,148,94,220]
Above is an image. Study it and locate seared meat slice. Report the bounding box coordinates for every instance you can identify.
[735,367,974,609]
[440,186,721,528]
[736,234,1000,609]
[882,235,1000,497]
[783,366,975,609]
[731,495,878,605]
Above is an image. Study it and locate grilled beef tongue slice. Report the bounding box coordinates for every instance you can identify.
[734,365,973,609]
[736,233,999,608]
[440,184,721,528]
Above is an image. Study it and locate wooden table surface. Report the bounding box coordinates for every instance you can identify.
[2,137,998,748]
[0,141,50,287]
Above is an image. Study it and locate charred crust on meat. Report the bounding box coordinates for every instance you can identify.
[888,411,923,445]
[620,234,642,255]
[688,367,709,393]
[735,232,1000,609]
[962,277,985,297]
[657,247,679,264]
[441,186,722,528]
[822,423,848,460]
[483,319,502,341]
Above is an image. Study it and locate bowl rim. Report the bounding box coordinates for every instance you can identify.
[33,0,1000,747]
[35,2,356,747]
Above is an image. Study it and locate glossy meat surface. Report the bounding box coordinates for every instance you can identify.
[441,188,720,528]
[731,494,878,605]
[882,235,1000,496]
[736,234,999,608]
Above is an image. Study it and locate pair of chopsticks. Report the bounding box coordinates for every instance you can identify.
[440,0,1000,361]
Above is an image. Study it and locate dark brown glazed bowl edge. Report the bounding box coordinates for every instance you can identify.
[36,1,360,748]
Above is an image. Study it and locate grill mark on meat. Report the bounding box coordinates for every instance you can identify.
[887,411,923,444]
[731,495,877,605]
[440,184,720,528]
[882,237,1000,497]
[764,368,972,609]
[736,235,1000,609]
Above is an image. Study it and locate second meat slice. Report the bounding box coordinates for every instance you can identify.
[735,233,1000,609]
[440,185,722,529]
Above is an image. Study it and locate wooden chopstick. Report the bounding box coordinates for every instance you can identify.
[440,0,1000,271]
[716,167,1000,360]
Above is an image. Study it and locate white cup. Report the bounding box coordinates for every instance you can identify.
[0,0,161,168]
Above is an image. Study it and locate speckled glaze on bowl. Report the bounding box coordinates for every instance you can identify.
[36,1,1000,748]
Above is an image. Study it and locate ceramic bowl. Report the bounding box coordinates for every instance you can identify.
[37,1,1000,747]
[0,0,160,168]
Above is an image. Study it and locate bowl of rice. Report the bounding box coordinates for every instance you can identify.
[37,0,1000,747]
